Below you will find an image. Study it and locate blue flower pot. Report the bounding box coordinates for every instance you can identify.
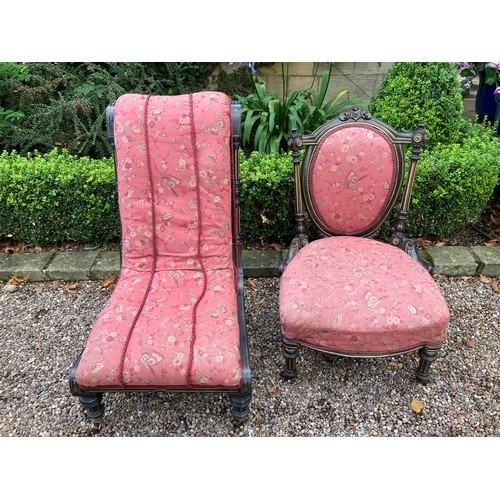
[475,71,497,125]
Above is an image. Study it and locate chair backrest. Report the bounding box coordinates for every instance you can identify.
[109,92,239,273]
[290,108,425,239]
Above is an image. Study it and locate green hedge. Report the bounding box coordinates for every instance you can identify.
[1,133,498,247]
[239,150,296,244]
[0,148,299,247]
[369,62,465,148]
[404,123,500,240]
[0,149,119,245]
[239,127,500,243]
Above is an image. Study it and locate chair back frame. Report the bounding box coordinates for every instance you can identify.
[283,108,430,272]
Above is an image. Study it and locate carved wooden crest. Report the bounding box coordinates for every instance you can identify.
[339,108,372,122]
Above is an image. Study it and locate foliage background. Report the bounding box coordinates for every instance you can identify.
[0,62,213,158]
[0,61,499,246]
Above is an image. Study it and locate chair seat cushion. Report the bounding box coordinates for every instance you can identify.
[75,266,241,390]
[279,236,450,356]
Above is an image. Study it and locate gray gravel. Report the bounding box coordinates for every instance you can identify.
[0,274,498,437]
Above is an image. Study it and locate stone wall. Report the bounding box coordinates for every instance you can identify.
[210,62,475,121]
[211,62,395,103]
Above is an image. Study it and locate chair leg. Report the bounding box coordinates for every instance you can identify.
[79,393,105,423]
[415,346,440,384]
[229,391,252,421]
[282,337,300,380]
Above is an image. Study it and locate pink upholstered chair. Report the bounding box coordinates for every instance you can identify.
[69,92,251,424]
[279,108,450,383]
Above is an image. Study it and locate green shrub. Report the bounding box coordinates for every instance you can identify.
[0,63,31,131]
[0,149,119,245]
[237,64,367,154]
[238,123,500,244]
[215,65,255,100]
[1,147,300,248]
[369,62,465,148]
[0,62,211,158]
[239,150,296,243]
[406,123,500,239]
[0,148,298,247]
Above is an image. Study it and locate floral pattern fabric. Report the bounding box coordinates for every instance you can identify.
[75,92,242,390]
[280,237,450,355]
[308,124,398,235]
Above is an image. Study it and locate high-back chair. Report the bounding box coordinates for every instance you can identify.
[69,92,251,424]
[279,108,450,383]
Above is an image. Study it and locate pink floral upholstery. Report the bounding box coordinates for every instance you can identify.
[75,92,241,390]
[307,124,399,234]
[280,237,450,355]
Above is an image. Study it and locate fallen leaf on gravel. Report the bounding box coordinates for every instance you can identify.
[100,275,117,288]
[411,398,425,413]
[466,340,476,348]
[479,275,492,284]
[8,276,23,285]
[414,238,433,246]
[461,276,472,281]
[491,281,499,293]
[389,361,403,369]
[63,283,78,293]
[484,240,499,247]
[246,278,257,288]
[254,298,265,310]
[269,243,282,252]
[267,386,282,397]
[435,240,448,247]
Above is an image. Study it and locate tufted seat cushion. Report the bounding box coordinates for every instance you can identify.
[279,236,450,356]
[75,92,241,391]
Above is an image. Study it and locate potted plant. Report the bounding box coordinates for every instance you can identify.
[458,62,500,132]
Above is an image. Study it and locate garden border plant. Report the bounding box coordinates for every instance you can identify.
[0,62,213,158]
[0,148,305,248]
[237,63,367,154]
[0,149,119,246]
[1,62,499,248]
[1,130,498,248]
[370,62,500,241]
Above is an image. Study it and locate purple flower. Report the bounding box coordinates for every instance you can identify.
[229,62,257,74]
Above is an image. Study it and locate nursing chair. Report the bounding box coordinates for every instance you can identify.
[69,92,251,424]
[279,108,450,383]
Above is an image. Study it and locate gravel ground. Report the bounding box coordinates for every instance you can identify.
[1,272,498,438]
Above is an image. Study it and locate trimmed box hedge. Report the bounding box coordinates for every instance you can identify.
[0,149,119,245]
[1,134,498,247]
